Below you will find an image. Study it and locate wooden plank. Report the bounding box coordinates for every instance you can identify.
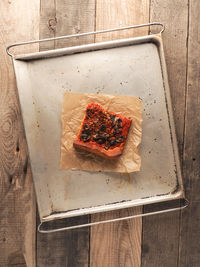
[90,208,142,267]
[95,0,150,42]
[40,0,95,51]
[90,1,149,266]
[178,0,200,266]
[40,0,57,51]
[36,214,90,267]
[0,1,39,267]
[181,0,200,202]
[179,202,200,267]
[37,1,95,266]
[142,0,188,266]
[55,0,96,48]
[150,0,188,154]
[142,202,181,267]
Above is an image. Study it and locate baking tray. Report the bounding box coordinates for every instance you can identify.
[7,23,188,232]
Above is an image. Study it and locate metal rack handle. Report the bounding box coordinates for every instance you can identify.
[6,22,165,57]
[38,198,188,233]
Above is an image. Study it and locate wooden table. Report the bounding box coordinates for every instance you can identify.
[0,1,199,266]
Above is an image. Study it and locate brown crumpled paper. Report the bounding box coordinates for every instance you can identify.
[60,92,142,173]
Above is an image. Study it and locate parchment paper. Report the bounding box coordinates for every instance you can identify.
[60,92,142,173]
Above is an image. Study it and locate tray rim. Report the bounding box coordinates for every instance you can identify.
[14,34,162,61]
[42,192,184,222]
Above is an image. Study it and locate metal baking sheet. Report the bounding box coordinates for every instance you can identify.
[12,34,184,223]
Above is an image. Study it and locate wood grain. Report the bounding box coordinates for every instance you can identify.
[90,1,149,266]
[142,0,189,266]
[55,0,96,48]
[90,208,142,267]
[0,1,39,267]
[40,0,57,51]
[37,214,90,267]
[150,0,188,156]
[37,1,95,266]
[40,0,96,51]
[142,202,181,267]
[181,0,200,202]
[95,0,150,42]
[179,0,200,266]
